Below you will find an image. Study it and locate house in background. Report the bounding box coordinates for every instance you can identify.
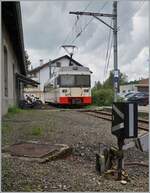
[119,78,149,96]
[25,55,91,102]
[119,84,137,95]
[135,78,149,92]
[1,2,39,115]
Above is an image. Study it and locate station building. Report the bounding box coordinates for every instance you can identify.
[1,2,38,115]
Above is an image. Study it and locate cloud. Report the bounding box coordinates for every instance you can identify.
[21,0,149,86]
[120,46,149,80]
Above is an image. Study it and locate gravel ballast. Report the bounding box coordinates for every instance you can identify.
[2,109,149,192]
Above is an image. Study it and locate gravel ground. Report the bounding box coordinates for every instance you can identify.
[2,109,149,192]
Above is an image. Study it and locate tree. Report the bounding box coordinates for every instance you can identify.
[91,70,128,106]
[103,70,128,88]
[120,73,128,85]
[25,50,31,73]
[103,71,114,88]
[93,81,102,90]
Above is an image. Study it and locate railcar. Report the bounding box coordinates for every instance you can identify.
[44,66,92,105]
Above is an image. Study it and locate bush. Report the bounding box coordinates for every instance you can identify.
[92,88,113,106]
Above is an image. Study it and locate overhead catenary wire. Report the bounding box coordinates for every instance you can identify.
[104,19,113,79]
[103,1,145,81]
[105,34,113,77]
[61,1,93,45]
[71,1,110,44]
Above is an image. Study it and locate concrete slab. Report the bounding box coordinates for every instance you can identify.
[2,141,72,163]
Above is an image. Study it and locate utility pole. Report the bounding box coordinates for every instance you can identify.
[113,1,118,102]
[70,1,119,102]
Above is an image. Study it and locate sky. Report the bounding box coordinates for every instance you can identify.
[21,0,149,86]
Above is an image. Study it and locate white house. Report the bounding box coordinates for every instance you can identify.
[119,84,137,95]
[25,55,90,102]
[119,78,149,96]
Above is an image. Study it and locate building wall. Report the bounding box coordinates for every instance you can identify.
[119,84,137,95]
[136,86,149,93]
[32,58,79,91]
[1,23,20,115]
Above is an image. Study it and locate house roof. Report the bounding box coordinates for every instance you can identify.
[28,55,84,74]
[138,78,149,85]
[16,73,40,87]
[2,2,26,75]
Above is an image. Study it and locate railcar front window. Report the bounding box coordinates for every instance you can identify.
[60,75,75,87]
[60,75,90,87]
[76,75,90,87]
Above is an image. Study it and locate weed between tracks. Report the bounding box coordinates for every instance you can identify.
[31,127,43,136]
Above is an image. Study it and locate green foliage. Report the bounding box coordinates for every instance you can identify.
[92,88,113,106]
[103,70,128,88]
[116,96,124,102]
[103,71,114,88]
[83,105,97,109]
[2,123,12,135]
[93,81,102,90]
[127,79,139,84]
[31,127,43,136]
[91,70,128,106]
[8,106,22,114]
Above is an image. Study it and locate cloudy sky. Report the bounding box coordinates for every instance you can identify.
[21,0,149,86]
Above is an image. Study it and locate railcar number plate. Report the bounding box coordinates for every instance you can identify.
[72,99,81,104]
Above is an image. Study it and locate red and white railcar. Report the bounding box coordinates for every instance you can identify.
[44,66,92,105]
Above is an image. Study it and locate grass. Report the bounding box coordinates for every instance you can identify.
[138,112,149,119]
[31,127,43,136]
[83,105,99,109]
[8,106,22,114]
[2,123,12,135]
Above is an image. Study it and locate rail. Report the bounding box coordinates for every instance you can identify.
[78,109,149,131]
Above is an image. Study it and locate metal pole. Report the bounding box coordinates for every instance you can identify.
[117,136,124,180]
[49,60,51,79]
[113,1,118,102]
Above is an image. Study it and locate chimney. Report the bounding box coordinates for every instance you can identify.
[39,59,43,66]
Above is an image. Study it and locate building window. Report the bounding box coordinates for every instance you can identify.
[4,46,8,97]
[56,62,61,67]
[69,62,73,66]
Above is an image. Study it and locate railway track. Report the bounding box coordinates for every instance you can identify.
[78,109,149,132]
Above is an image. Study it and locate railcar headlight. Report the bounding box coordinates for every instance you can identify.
[84,89,89,92]
[62,89,68,93]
